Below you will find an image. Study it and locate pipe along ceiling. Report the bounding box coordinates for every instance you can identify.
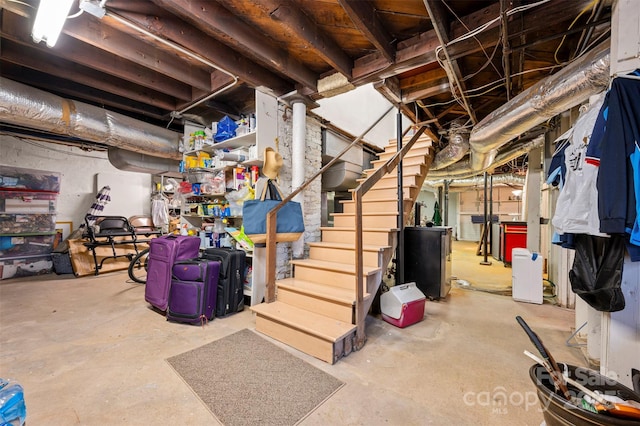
[0,41,610,177]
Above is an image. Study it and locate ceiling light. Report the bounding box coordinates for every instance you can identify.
[31,0,75,48]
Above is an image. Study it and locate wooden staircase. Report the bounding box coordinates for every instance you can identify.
[251,135,434,363]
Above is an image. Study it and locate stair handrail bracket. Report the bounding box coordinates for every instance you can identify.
[352,125,428,348]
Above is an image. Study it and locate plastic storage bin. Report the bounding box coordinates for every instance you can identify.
[380,282,426,328]
[0,166,60,192]
[0,255,53,279]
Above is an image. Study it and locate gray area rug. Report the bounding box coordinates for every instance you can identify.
[167,328,344,425]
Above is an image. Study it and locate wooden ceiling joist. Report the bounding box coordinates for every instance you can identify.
[253,0,354,79]
[338,0,396,63]
[150,0,318,90]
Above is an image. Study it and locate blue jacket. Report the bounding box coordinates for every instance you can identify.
[596,77,640,234]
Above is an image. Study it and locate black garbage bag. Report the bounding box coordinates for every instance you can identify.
[569,233,626,312]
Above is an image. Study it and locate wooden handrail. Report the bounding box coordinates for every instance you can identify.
[264,106,394,303]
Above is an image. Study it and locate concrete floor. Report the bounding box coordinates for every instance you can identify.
[0,241,584,425]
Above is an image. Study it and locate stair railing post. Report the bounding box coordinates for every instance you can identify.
[395,107,405,286]
[353,189,366,349]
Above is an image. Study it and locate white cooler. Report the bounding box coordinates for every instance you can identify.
[511,248,543,304]
[380,282,426,328]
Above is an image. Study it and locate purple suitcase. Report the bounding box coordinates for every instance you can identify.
[144,234,200,311]
[167,259,220,325]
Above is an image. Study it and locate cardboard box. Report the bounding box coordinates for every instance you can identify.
[380,282,426,328]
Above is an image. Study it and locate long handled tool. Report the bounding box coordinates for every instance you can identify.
[516,315,571,400]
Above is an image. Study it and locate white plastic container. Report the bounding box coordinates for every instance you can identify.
[512,248,543,304]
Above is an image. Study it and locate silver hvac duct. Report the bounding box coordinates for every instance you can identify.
[430,126,470,171]
[0,77,182,163]
[427,135,545,179]
[468,41,610,170]
[108,148,181,175]
[425,173,525,189]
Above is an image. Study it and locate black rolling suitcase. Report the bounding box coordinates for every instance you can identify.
[202,247,246,317]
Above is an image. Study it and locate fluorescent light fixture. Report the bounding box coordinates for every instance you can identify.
[79,0,106,19]
[31,0,75,48]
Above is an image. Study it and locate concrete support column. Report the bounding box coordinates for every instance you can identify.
[525,147,542,253]
[291,100,306,258]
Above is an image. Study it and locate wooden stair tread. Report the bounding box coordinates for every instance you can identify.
[356,174,420,183]
[340,197,412,204]
[363,165,425,175]
[321,226,399,232]
[352,181,418,189]
[351,182,418,191]
[371,157,427,165]
[290,258,380,276]
[277,277,370,304]
[308,241,391,251]
[251,301,356,342]
[332,211,399,217]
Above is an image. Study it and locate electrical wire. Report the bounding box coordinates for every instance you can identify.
[462,33,503,82]
[5,0,34,8]
[441,0,503,78]
[420,29,609,111]
[431,0,554,118]
[1,133,111,159]
[554,0,599,64]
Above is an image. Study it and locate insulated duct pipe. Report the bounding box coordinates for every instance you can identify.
[425,173,525,189]
[0,77,181,160]
[427,135,545,179]
[108,148,180,175]
[468,41,610,170]
[430,129,470,170]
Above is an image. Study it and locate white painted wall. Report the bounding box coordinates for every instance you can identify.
[313,83,410,148]
[1,135,153,232]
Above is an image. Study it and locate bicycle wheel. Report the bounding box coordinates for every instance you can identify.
[128,248,150,284]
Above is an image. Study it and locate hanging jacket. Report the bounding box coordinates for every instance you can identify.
[551,95,606,237]
[595,77,640,234]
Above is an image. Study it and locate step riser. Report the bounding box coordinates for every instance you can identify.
[370,175,420,187]
[365,164,426,177]
[372,156,427,168]
[384,141,432,153]
[378,147,432,160]
[293,265,378,289]
[364,187,419,199]
[309,246,382,267]
[254,316,337,364]
[321,229,394,246]
[332,214,398,228]
[357,175,421,187]
[277,288,353,323]
[366,164,427,176]
[342,200,412,214]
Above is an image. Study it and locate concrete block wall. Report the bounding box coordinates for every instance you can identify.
[0,135,152,232]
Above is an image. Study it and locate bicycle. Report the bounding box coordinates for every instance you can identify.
[128,247,150,284]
